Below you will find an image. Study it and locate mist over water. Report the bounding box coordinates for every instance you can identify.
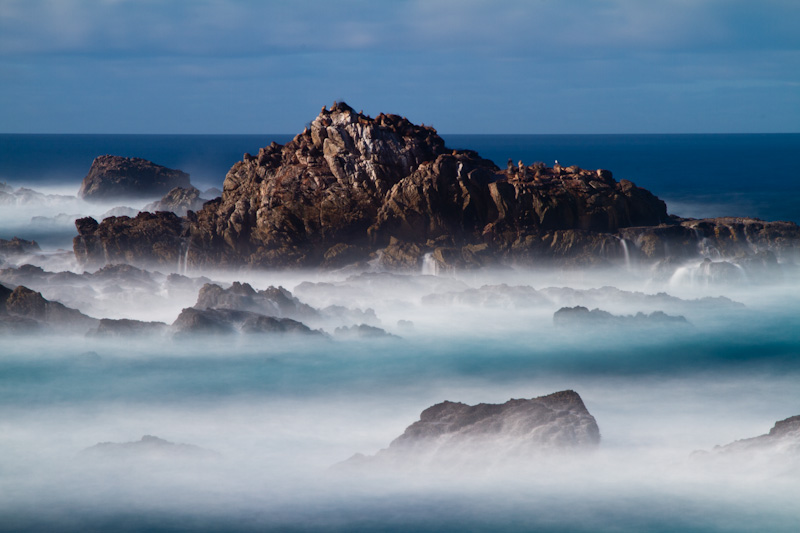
[2,134,800,531]
[2,260,800,532]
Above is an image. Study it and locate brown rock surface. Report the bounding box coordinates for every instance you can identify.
[78,155,191,202]
[143,186,208,216]
[2,285,97,332]
[344,390,600,469]
[73,212,188,270]
[71,103,800,270]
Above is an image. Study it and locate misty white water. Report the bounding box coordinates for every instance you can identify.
[421,252,438,276]
[2,187,800,532]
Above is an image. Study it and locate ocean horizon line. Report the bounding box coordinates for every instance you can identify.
[2,131,799,137]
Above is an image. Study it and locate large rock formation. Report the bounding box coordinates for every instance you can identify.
[72,103,800,270]
[344,390,600,469]
[78,155,191,202]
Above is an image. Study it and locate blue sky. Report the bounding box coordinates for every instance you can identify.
[1,0,798,133]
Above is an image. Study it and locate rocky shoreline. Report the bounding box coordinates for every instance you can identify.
[69,102,800,272]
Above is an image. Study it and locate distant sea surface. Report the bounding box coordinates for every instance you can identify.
[1,133,798,223]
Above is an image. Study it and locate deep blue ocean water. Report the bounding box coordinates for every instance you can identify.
[1,133,798,222]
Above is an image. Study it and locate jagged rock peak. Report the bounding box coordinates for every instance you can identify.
[239,101,450,184]
[343,389,601,470]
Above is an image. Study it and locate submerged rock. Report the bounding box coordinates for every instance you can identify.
[333,324,398,339]
[78,155,191,202]
[553,306,689,326]
[87,318,169,337]
[80,435,218,461]
[171,307,320,337]
[712,415,800,454]
[344,390,600,469]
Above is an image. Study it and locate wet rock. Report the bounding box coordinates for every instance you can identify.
[171,307,239,335]
[343,390,600,469]
[540,286,743,316]
[195,282,319,321]
[239,314,318,335]
[73,212,188,270]
[171,307,319,337]
[0,314,42,333]
[553,306,689,326]
[0,285,98,333]
[0,283,40,333]
[72,104,800,270]
[87,318,168,337]
[333,324,398,339]
[422,283,550,307]
[5,285,96,328]
[100,206,140,219]
[143,186,209,216]
[89,263,160,290]
[0,237,40,258]
[78,155,191,202]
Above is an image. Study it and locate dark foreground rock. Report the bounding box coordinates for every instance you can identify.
[74,212,188,271]
[171,307,321,337]
[0,284,97,333]
[72,102,800,272]
[343,390,599,469]
[78,155,191,202]
[553,306,689,327]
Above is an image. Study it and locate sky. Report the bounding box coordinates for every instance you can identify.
[1,0,798,134]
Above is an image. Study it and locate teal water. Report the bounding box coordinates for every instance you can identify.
[1,132,800,532]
